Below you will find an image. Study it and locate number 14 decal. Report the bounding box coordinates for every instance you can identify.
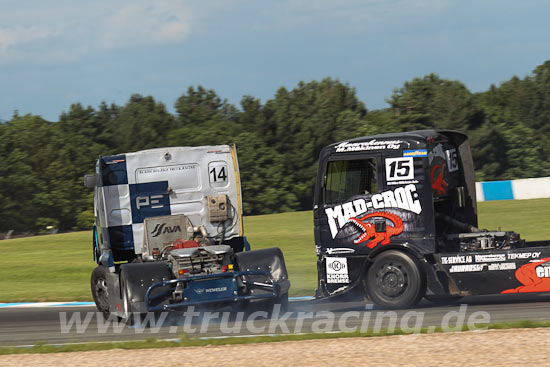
[385,157,414,181]
[209,166,227,182]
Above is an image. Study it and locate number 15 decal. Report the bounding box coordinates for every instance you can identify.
[385,157,414,181]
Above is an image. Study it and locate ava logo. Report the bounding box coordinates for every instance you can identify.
[431,163,448,195]
[502,258,550,293]
[194,287,205,295]
[347,211,404,248]
[151,223,182,237]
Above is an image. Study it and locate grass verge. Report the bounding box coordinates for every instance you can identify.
[0,320,548,355]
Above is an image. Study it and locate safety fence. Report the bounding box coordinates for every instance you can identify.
[476,177,550,201]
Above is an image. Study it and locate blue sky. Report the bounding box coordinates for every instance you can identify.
[1,0,549,121]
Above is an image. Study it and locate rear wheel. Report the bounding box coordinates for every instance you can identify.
[365,250,425,309]
[91,265,111,319]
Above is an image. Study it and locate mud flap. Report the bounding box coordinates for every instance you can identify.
[235,247,290,295]
[120,262,172,313]
[105,271,123,316]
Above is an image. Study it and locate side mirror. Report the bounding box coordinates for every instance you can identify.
[84,173,98,189]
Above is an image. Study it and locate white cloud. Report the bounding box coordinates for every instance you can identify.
[0,0,451,63]
[270,0,451,30]
[97,1,192,49]
[0,0,195,62]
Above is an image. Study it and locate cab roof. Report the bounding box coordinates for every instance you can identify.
[323,129,468,154]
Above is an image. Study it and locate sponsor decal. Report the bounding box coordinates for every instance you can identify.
[449,264,486,273]
[475,254,506,263]
[334,140,403,153]
[194,286,229,295]
[488,263,516,271]
[536,263,550,278]
[429,144,445,164]
[326,257,350,284]
[441,255,473,265]
[325,184,421,238]
[508,252,541,260]
[502,258,550,293]
[442,254,516,272]
[347,211,404,248]
[137,164,197,176]
[326,248,356,255]
[386,179,419,186]
[431,163,448,195]
[150,223,182,238]
[403,149,428,157]
[129,181,171,223]
[205,287,228,293]
[136,195,165,210]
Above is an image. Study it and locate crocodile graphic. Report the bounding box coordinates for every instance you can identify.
[346,211,404,248]
[431,162,448,195]
[501,258,550,293]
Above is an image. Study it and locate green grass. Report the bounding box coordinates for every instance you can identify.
[477,198,550,240]
[244,211,316,296]
[0,320,548,355]
[1,199,550,302]
[0,232,96,302]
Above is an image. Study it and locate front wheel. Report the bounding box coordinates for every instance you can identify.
[365,250,425,309]
[91,265,111,319]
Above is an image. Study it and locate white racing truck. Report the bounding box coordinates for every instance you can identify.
[84,145,290,321]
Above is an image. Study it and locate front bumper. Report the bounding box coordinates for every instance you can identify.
[144,270,279,311]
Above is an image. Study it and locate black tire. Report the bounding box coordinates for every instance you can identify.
[91,265,111,319]
[365,250,425,309]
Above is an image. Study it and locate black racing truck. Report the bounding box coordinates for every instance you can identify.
[314,130,550,308]
[84,145,290,321]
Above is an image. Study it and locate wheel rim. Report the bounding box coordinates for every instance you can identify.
[94,278,110,309]
[374,261,409,298]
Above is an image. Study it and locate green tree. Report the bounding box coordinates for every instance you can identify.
[110,94,176,153]
[389,74,484,132]
[261,78,368,209]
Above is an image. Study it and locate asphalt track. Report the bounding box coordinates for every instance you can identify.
[1,293,549,347]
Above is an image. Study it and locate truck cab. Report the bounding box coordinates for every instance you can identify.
[314,130,550,308]
[86,145,290,321]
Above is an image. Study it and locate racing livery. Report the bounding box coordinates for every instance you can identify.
[86,145,290,321]
[313,130,550,307]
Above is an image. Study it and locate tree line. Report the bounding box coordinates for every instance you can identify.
[1,61,549,233]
